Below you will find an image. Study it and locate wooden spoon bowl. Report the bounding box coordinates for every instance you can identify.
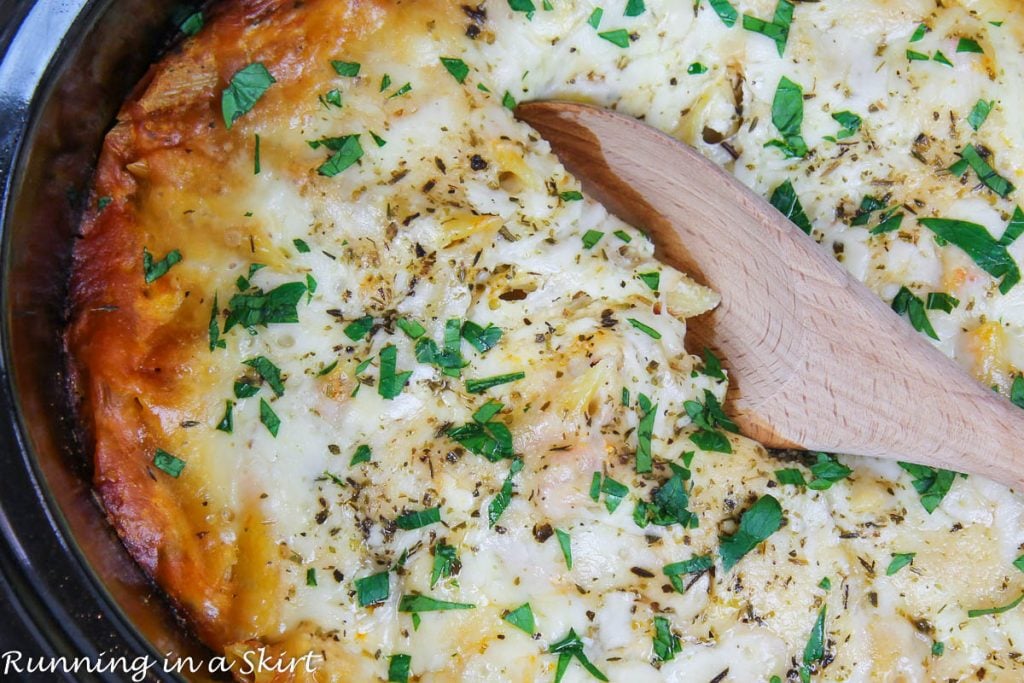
[517,100,1024,489]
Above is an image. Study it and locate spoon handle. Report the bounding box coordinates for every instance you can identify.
[519,101,1024,488]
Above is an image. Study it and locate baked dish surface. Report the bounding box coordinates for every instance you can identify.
[67,0,1024,680]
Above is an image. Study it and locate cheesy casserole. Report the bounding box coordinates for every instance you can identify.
[67,0,1024,680]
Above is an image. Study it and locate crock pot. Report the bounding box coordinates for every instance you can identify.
[0,1,218,679]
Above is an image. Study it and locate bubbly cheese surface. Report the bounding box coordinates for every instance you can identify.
[66,0,1024,681]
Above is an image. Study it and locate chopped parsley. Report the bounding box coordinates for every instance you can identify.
[685,390,735,454]
[223,280,307,332]
[293,238,311,253]
[153,449,185,478]
[899,462,955,513]
[320,89,342,108]
[378,345,413,399]
[1001,207,1024,247]
[560,190,584,201]
[398,594,475,613]
[634,463,696,529]
[956,144,1015,198]
[652,616,681,662]
[488,458,524,527]
[910,22,929,42]
[742,0,795,56]
[687,62,708,75]
[142,247,182,283]
[925,292,959,313]
[243,356,285,396]
[507,0,536,14]
[389,82,412,99]
[891,287,938,340]
[933,50,953,66]
[430,542,460,588]
[702,348,726,380]
[350,444,371,466]
[174,8,204,36]
[907,50,930,61]
[706,0,738,27]
[826,110,862,141]
[502,91,517,110]
[932,641,945,657]
[503,603,536,634]
[635,394,657,472]
[258,398,280,437]
[719,495,782,571]
[370,131,387,147]
[416,319,466,377]
[473,400,504,424]
[765,76,808,158]
[466,372,525,394]
[869,211,905,235]
[555,528,573,569]
[801,606,827,681]
[215,400,234,433]
[957,37,984,54]
[663,555,713,593]
[306,568,317,587]
[769,180,812,234]
[395,506,441,530]
[208,294,225,351]
[582,229,604,249]
[221,63,275,129]
[624,0,645,17]
[440,57,470,84]
[549,629,609,683]
[355,571,390,607]
[462,321,502,352]
[1013,553,1024,573]
[598,29,631,48]
[344,315,375,341]
[968,593,1024,618]
[613,230,632,243]
[886,552,916,576]
[587,7,603,29]
[627,318,661,339]
[331,60,360,76]
[394,318,424,339]
[448,418,514,461]
[638,271,660,291]
[317,360,338,377]
[317,135,364,177]
[919,217,1020,293]
[233,380,258,398]
[387,654,410,683]
[968,99,993,131]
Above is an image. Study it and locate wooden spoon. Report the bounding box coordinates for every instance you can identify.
[517,100,1024,488]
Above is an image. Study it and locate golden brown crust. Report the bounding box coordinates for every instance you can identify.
[66,0,398,649]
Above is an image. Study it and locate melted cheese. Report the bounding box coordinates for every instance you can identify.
[66,0,1024,681]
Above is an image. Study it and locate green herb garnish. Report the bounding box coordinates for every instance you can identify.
[440,57,470,83]
[886,552,916,576]
[719,495,782,571]
[398,594,476,612]
[396,506,441,530]
[350,444,371,466]
[355,571,390,606]
[258,398,280,436]
[742,0,794,56]
[142,247,182,283]
[378,345,413,399]
[549,629,609,682]
[387,654,410,683]
[555,529,573,569]
[503,603,535,634]
[331,60,360,76]
[221,63,275,129]
[466,372,525,394]
[489,458,525,527]
[153,449,185,478]
[919,217,1020,293]
[317,135,364,177]
[243,356,285,396]
[765,76,808,158]
[769,180,812,234]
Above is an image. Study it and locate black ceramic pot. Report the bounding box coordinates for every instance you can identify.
[0,2,216,680]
